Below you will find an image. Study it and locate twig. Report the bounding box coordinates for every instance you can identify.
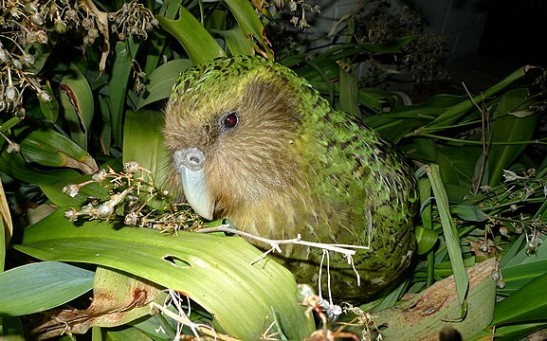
[462,82,492,194]
[150,300,240,341]
[197,225,370,259]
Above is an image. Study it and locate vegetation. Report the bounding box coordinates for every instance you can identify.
[1,0,546,340]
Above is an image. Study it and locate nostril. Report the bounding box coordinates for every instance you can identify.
[189,155,201,165]
[174,147,206,171]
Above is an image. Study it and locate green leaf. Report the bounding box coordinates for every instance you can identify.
[436,147,481,201]
[223,0,274,58]
[14,210,314,340]
[452,204,489,222]
[157,6,226,65]
[372,278,410,311]
[501,261,547,295]
[416,177,438,256]
[0,261,94,317]
[422,66,533,135]
[358,87,392,113]
[215,26,254,57]
[492,322,547,341]
[130,314,177,340]
[416,226,438,255]
[136,59,193,110]
[339,63,360,117]
[0,151,82,185]
[123,110,170,189]
[488,88,538,185]
[39,174,110,208]
[498,235,547,294]
[59,64,94,150]
[0,117,22,135]
[17,127,98,174]
[0,316,25,340]
[100,326,151,341]
[426,164,469,307]
[39,81,59,123]
[0,212,5,272]
[492,271,547,326]
[109,39,140,146]
[362,35,416,53]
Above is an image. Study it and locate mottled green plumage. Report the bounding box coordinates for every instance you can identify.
[164,55,418,303]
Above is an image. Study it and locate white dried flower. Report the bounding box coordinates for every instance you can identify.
[124,211,139,226]
[62,184,80,197]
[502,169,524,182]
[64,208,79,222]
[93,202,114,218]
[92,169,108,182]
[124,161,141,174]
[7,142,20,153]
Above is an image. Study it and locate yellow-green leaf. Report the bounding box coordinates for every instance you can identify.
[15,209,315,340]
[223,0,274,58]
[59,64,94,150]
[0,261,94,317]
[136,59,193,110]
[157,7,226,65]
[426,164,469,306]
[17,127,98,174]
[123,110,170,189]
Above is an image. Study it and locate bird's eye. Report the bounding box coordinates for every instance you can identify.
[219,111,239,131]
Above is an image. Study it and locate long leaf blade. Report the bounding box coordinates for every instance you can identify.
[136,59,193,110]
[492,271,547,326]
[59,64,94,150]
[488,88,538,185]
[14,210,314,340]
[157,7,226,65]
[0,261,94,317]
[123,110,171,188]
[426,164,469,306]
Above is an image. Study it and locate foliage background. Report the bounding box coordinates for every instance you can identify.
[1,0,546,340]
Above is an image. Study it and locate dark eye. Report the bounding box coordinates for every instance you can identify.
[219,111,239,131]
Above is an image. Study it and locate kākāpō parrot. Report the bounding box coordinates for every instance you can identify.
[164,55,418,303]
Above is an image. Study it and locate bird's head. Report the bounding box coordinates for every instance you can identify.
[164,56,315,222]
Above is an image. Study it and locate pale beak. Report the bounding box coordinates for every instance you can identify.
[173,147,214,220]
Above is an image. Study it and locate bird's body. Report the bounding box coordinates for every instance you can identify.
[164,55,418,303]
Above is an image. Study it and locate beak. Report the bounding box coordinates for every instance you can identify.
[173,148,215,220]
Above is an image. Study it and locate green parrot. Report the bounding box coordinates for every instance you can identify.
[164,55,418,303]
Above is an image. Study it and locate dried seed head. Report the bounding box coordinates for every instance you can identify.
[64,208,79,222]
[0,49,9,63]
[94,203,115,218]
[125,212,139,226]
[82,17,92,29]
[54,19,68,34]
[92,169,108,182]
[63,184,80,197]
[289,1,298,11]
[21,53,35,66]
[88,28,99,39]
[4,86,19,101]
[38,90,52,102]
[16,107,26,119]
[31,13,44,26]
[36,30,48,44]
[7,142,20,153]
[124,161,141,174]
[64,9,78,22]
[12,59,23,69]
